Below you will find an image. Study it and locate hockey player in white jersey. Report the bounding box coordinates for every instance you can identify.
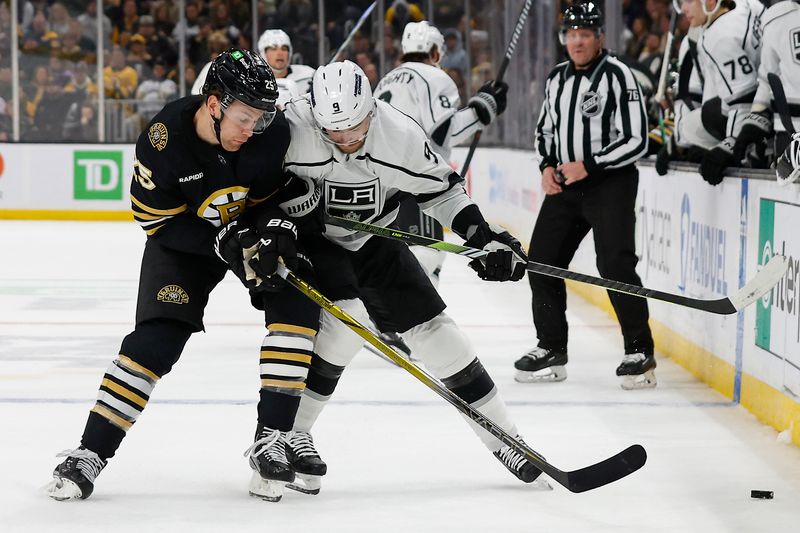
[256,29,315,104]
[373,21,508,288]
[280,61,542,495]
[731,0,800,163]
[192,30,315,107]
[678,0,766,184]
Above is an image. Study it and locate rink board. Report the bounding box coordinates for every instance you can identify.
[0,142,798,445]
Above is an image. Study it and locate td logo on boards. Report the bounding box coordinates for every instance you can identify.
[74,151,123,200]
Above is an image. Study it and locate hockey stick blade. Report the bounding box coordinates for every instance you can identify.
[326,215,789,315]
[276,264,646,493]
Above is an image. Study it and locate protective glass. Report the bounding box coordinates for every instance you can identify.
[319,113,373,147]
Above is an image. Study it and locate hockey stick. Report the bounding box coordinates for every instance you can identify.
[329,1,377,63]
[276,264,647,493]
[655,3,679,144]
[460,0,534,177]
[767,73,796,135]
[326,215,789,315]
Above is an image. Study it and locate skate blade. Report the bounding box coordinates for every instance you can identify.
[621,370,657,390]
[248,472,288,502]
[286,473,322,495]
[514,366,567,383]
[44,477,83,501]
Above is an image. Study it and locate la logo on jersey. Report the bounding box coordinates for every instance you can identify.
[793,30,800,63]
[325,178,379,221]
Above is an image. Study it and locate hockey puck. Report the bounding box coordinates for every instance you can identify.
[750,490,773,499]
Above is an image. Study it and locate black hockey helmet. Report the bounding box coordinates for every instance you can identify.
[203,48,279,133]
[560,2,604,44]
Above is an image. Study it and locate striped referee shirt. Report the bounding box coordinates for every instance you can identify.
[535,50,648,175]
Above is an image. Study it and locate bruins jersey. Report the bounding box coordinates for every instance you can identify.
[130,95,291,256]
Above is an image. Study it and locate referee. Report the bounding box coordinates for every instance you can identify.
[515,2,656,390]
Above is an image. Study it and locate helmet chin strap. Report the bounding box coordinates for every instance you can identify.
[701,0,723,28]
[211,109,224,145]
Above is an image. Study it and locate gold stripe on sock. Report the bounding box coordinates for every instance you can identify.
[91,404,133,431]
[259,351,313,364]
[268,323,317,338]
[118,355,160,382]
[101,378,148,408]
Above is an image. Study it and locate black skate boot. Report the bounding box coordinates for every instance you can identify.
[46,447,107,501]
[286,431,327,495]
[514,347,568,383]
[244,426,295,502]
[616,352,657,390]
[493,437,545,484]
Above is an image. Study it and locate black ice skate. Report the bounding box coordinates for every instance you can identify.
[285,431,327,495]
[616,352,657,390]
[46,447,107,501]
[514,347,568,383]
[244,426,294,502]
[493,437,547,485]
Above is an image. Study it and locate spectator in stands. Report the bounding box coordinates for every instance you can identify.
[104,45,138,99]
[172,1,201,45]
[385,1,424,37]
[77,1,112,46]
[48,3,73,37]
[113,0,140,48]
[211,3,241,44]
[440,29,468,84]
[189,16,213,69]
[23,65,50,126]
[638,32,663,77]
[137,15,176,67]
[61,21,96,63]
[135,57,177,123]
[33,76,72,140]
[152,2,176,37]
[63,100,98,141]
[127,34,152,79]
[624,16,649,61]
[22,12,51,55]
[64,61,97,98]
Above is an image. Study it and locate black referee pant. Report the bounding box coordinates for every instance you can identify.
[528,166,654,356]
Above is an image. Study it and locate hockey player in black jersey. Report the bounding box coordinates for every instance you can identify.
[46,48,320,503]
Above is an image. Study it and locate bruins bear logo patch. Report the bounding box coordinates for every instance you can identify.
[148,122,168,151]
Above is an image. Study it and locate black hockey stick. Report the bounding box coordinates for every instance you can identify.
[276,264,647,493]
[768,73,796,135]
[327,215,789,315]
[460,0,534,177]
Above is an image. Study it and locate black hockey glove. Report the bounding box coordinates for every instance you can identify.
[732,111,772,161]
[468,80,509,126]
[214,219,267,291]
[699,136,735,186]
[655,145,671,176]
[464,222,527,282]
[248,216,299,291]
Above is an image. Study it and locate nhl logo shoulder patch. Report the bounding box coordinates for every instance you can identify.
[580,91,604,118]
[148,122,169,151]
[157,284,189,304]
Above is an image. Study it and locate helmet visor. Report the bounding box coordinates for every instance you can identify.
[222,97,276,134]
[319,113,372,147]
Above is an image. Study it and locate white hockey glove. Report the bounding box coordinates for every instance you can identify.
[464,222,527,282]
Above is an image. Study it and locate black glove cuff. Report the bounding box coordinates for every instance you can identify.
[451,204,487,241]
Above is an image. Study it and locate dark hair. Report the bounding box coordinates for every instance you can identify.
[400,52,431,63]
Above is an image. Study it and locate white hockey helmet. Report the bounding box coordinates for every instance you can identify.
[310,60,374,132]
[401,21,445,58]
[257,29,292,65]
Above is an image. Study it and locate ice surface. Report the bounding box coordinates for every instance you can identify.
[1,221,798,532]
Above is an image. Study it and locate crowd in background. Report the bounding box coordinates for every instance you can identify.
[0,0,775,146]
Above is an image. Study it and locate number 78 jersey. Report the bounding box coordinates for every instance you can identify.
[698,0,765,133]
